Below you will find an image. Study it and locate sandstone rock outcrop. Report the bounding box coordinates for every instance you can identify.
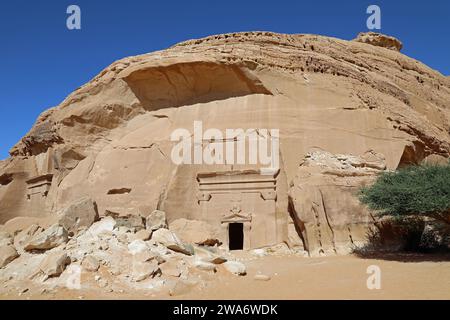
[288,151,385,256]
[107,212,145,232]
[353,32,403,51]
[0,31,449,257]
[146,210,168,231]
[82,255,100,272]
[0,214,248,296]
[2,217,55,237]
[58,197,99,235]
[87,216,116,237]
[151,229,193,255]
[38,252,71,278]
[130,229,152,242]
[193,246,227,265]
[24,224,68,252]
[13,224,43,252]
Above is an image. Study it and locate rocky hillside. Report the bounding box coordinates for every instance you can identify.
[0,31,449,258]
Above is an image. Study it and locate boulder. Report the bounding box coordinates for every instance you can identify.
[132,260,160,282]
[423,154,450,166]
[223,261,247,276]
[193,246,227,264]
[129,229,152,242]
[127,240,148,255]
[192,259,216,272]
[251,248,267,258]
[146,210,168,231]
[82,255,100,272]
[2,216,55,236]
[24,224,68,252]
[0,245,19,268]
[254,274,271,281]
[169,219,220,246]
[208,256,227,265]
[87,217,116,237]
[13,224,43,251]
[353,32,403,51]
[151,229,192,255]
[58,197,99,235]
[39,252,71,278]
[105,211,145,232]
[114,228,130,245]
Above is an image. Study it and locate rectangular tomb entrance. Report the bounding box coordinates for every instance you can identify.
[197,170,278,250]
[229,223,244,250]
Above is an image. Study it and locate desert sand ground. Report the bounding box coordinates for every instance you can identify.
[1,254,449,300]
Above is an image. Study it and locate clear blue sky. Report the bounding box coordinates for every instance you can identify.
[0,0,449,160]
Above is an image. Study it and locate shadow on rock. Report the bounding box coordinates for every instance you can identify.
[352,216,450,262]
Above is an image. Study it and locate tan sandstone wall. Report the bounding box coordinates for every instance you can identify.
[0,32,449,255]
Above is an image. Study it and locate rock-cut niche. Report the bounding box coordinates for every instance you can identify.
[123,62,272,111]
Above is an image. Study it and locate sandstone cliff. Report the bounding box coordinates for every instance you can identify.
[1,32,449,256]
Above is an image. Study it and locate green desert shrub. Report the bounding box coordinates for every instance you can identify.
[360,163,450,224]
[359,162,450,252]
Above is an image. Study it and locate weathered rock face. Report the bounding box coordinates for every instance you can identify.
[58,197,99,235]
[169,219,221,246]
[0,246,19,268]
[146,210,168,231]
[23,224,68,252]
[0,231,12,247]
[13,224,43,252]
[152,229,193,255]
[38,251,71,278]
[288,151,385,255]
[0,32,449,256]
[353,32,403,51]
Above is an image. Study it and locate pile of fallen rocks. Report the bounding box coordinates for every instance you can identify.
[0,198,250,297]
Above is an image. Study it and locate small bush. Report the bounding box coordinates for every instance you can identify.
[358,162,450,252]
[360,163,450,224]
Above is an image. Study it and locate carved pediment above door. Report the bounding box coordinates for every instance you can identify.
[222,199,252,223]
[222,211,252,223]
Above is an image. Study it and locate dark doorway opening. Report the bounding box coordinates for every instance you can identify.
[229,223,244,250]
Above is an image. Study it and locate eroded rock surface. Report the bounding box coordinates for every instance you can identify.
[0,246,19,268]
[0,31,449,259]
[58,197,99,235]
[23,224,68,252]
[0,215,261,297]
[353,32,403,51]
[289,151,385,256]
[38,252,71,278]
